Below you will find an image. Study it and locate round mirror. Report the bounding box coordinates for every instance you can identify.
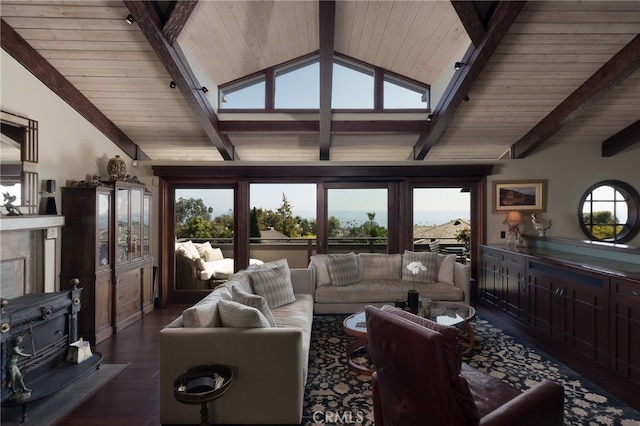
[578,180,640,243]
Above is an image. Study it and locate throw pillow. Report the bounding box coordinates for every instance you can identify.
[195,242,223,262]
[217,300,271,328]
[250,264,296,309]
[326,253,361,286]
[180,240,201,260]
[194,257,206,271]
[437,254,456,285]
[402,250,438,283]
[182,287,232,327]
[231,285,276,327]
[309,255,331,287]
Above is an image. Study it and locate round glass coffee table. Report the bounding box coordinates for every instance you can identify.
[427,301,476,356]
[343,311,374,376]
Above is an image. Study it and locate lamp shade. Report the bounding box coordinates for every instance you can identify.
[504,211,523,224]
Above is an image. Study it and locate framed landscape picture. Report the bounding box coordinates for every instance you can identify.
[493,180,546,212]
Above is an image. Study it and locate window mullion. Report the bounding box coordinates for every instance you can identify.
[265,68,275,111]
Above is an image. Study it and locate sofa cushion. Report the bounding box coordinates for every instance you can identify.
[437,254,456,285]
[251,263,296,309]
[194,257,206,271]
[195,241,223,262]
[217,300,271,328]
[309,254,332,287]
[231,285,276,327]
[178,240,201,260]
[314,280,464,304]
[358,253,402,281]
[182,286,232,327]
[402,250,438,283]
[327,253,361,286]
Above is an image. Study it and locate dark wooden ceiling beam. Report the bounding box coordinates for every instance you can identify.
[0,19,150,160]
[412,1,525,160]
[318,0,336,161]
[162,0,198,45]
[511,33,640,159]
[218,120,427,133]
[124,1,235,161]
[602,119,640,157]
[451,1,486,47]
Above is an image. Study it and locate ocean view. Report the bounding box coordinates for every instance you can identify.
[294,210,470,227]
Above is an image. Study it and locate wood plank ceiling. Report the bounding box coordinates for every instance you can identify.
[1,1,639,162]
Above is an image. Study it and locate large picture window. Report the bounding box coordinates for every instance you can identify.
[327,187,388,253]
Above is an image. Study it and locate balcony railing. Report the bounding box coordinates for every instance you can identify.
[178,237,468,269]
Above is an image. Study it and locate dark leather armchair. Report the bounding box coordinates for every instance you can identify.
[365,305,564,426]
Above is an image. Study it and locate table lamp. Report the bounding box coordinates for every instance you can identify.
[503,211,522,246]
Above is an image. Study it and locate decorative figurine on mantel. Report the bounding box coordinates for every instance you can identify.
[531,213,552,237]
[2,335,33,402]
[2,192,22,216]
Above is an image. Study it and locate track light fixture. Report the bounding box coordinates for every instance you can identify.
[427,114,436,122]
[125,14,135,24]
[169,80,176,89]
[196,86,209,93]
[454,61,465,71]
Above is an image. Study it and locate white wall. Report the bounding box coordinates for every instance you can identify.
[486,140,640,247]
[1,51,157,289]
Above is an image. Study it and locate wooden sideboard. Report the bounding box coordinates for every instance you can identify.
[479,243,640,393]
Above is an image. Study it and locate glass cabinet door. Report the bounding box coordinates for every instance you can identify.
[130,188,142,260]
[97,191,111,269]
[116,187,129,264]
[143,194,151,258]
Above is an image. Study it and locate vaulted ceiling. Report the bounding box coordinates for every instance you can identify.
[1,1,639,162]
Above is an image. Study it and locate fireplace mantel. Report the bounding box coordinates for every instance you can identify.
[0,215,64,232]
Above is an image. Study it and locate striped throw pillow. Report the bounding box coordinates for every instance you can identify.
[327,253,361,286]
[250,264,296,309]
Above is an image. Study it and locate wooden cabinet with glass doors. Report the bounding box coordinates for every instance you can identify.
[61,180,153,344]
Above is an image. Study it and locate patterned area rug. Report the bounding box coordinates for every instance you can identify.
[302,314,640,426]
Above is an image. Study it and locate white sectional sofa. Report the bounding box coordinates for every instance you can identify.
[309,251,471,314]
[159,260,313,425]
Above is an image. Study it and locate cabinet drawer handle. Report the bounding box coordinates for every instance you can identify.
[633,290,639,297]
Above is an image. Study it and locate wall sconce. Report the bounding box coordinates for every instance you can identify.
[427,114,436,122]
[125,14,135,25]
[196,86,209,93]
[503,211,523,247]
[169,81,176,89]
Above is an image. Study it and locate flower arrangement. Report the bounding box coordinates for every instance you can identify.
[406,261,426,276]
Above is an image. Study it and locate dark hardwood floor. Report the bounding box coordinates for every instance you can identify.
[53,305,186,426]
[51,303,639,425]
